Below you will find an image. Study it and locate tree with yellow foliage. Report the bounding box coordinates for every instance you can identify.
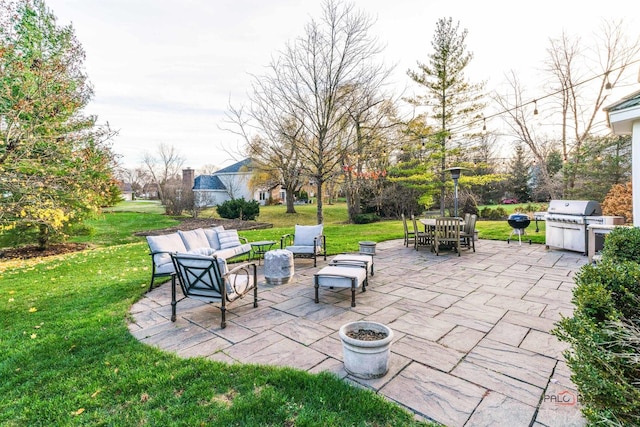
[0,0,119,249]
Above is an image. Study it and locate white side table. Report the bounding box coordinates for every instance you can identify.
[264,249,294,285]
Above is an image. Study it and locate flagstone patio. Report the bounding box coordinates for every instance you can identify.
[129,239,587,426]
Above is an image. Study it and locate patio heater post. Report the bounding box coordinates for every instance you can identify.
[445,167,465,218]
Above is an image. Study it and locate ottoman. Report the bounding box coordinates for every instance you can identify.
[264,249,294,285]
[314,265,367,307]
[330,253,374,276]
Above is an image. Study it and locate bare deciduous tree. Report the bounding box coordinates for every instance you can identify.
[260,0,390,224]
[142,143,185,205]
[496,20,640,198]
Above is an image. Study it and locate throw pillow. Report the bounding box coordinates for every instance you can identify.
[218,229,241,250]
[178,228,210,251]
[294,224,323,246]
[203,225,225,250]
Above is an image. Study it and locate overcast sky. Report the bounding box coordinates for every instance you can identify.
[45,0,640,171]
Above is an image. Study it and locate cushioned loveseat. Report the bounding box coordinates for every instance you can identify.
[146,226,251,289]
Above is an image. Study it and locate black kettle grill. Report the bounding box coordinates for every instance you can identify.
[507,213,532,245]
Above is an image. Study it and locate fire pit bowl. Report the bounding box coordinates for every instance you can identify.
[507,213,532,245]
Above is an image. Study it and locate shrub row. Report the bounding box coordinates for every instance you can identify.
[216,198,260,221]
[553,226,640,425]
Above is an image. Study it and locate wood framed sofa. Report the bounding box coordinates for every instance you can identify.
[146,226,252,290]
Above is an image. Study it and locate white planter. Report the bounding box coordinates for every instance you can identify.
[339,321,393,379]
[358,241,376,255]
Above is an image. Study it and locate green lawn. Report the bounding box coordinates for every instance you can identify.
[0,202,435,427]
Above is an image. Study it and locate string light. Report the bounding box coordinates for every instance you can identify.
[402,59,639,143]
[605,71,612,90]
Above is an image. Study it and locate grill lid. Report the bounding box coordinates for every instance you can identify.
[547,200,602,216]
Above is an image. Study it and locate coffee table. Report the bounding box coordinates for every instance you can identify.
[250,240,276,264]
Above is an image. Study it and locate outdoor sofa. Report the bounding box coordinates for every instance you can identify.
[146,226,251,289]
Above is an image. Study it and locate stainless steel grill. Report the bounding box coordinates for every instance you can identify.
[544,200,602,254]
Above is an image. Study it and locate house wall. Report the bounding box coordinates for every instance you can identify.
[633,121,640,226]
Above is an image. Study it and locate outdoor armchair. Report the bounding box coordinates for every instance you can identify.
[170,253,258,329]
[280,224,327,267]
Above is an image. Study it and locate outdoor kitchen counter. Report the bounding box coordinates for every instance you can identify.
[587,223,631,263]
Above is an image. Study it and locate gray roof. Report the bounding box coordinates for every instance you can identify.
[193,175,226,190]
[604,89,640,112]
[215,158,252,174]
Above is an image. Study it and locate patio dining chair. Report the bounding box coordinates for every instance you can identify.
[433,217,461,256]
[411,214,432,251]
[170,253,258,328]
[460,214,477,252]
[401,213,416,247]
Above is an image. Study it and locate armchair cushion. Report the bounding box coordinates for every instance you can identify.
[285,245,319,254]
[218,229,241,249]
[203,225,225,250]
[178,228,210,251]
[294,224,323,246]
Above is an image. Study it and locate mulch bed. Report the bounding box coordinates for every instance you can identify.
[0,242,92,260]
[136,218,272,236]
[1,218,272,260]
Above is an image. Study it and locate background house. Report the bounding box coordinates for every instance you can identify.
[191,158,320,207]
[193,159,256,207]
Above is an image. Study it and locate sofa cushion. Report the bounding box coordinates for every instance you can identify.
[188,247,216,256]
[216,243,252,260]
[178,228,210,251]
[218,229,241,249]
[203,226,225,250]
[294,224,323,246]
[147,233,187,267]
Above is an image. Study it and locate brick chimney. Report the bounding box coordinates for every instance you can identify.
[182,168,195,189]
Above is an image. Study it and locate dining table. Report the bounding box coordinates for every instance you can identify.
[419,217,465,232]
[420,217,466,253]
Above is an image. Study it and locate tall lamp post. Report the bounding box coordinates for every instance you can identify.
[445,167,466,218]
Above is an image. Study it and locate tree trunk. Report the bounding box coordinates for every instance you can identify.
[37,223,49,251]
[316,181,324,224]
[285,184,297,214]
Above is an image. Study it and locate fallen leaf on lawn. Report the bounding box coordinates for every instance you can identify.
[30,333,37,339]
[91,389,101,398]
[72,408,85,416]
